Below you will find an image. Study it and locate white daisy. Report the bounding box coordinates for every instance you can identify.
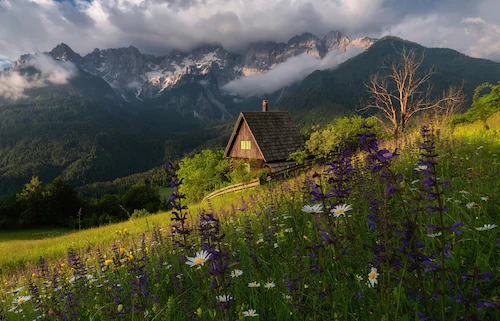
[481,196,489,201]
[426,232,442,238]
[243,309,259,317]
[331,204,353,217]
[475,224,497,231]
[355,274,363,281]
[466,202,476,209]
[185,250,211,268]
[230,269,243,278]
[367,267,379,288]
[264,282,275,289]
[216,295,232,303]
[414,165,428,172]
[248,281,261,288]
[13,295,31,304]
[301,204,324,214]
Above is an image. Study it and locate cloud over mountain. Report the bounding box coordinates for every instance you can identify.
[222,47,363,96]
[0,54,77,100]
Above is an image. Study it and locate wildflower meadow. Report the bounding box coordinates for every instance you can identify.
[1,122,499,321]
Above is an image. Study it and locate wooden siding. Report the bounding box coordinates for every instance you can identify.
[228,120,264,160]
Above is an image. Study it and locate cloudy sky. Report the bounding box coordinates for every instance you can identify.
[0,0,500,62]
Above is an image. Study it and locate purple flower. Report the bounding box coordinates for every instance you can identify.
[450,222,464,235]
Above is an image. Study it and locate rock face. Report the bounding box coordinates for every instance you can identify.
[323,30,351,52]
[6,30,376,120]
[49,43,82,64]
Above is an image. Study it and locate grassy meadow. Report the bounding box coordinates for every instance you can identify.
[1,116,499,320]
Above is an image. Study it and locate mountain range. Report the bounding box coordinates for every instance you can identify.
[1,31,500,196]
[5,31,374,119]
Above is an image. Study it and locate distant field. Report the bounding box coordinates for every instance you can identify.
[0,186,259,274]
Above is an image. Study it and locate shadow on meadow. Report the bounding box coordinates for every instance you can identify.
[1,125,499,321]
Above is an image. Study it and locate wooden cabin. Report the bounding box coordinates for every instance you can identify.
[224,100,305,173]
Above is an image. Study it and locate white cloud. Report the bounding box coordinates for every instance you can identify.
[0,72,36,100]
[222,47,363,96]
[0,0,499,62]
[461,17,500,61]
[0,54,77,100]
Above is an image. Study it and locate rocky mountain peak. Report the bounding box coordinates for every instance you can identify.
[286,32,325,59]
[350,37,377,50]
[288,32,321,44]
[49,43,82,64]
[323,30,350,51]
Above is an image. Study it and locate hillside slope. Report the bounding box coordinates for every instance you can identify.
[279,36,500,124]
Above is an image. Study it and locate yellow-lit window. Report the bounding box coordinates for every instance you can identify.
[240,140,251,150]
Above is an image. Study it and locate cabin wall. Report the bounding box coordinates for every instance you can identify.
[228,121,263,160]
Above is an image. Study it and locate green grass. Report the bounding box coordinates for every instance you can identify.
[0,186,263,274]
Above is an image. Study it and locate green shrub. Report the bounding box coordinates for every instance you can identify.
[131,208,150,218]
[305,115,383,158]
[454,81,500,124]
[177,149,231,202]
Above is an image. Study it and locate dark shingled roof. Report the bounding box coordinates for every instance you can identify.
[224,111,305,162]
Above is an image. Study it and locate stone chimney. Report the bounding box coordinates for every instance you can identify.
[262,100,268,112]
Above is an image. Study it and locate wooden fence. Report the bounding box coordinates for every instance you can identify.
[203,178,261,202]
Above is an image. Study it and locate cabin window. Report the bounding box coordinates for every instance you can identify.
[240,140,251,150]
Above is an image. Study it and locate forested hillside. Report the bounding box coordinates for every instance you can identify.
[279,36,500,125]
[0,96,219,196]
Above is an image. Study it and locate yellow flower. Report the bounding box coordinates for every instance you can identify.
[105,259,112,267]
[119,247,125,255]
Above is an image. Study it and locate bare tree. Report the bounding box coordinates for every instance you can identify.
[359,47,464,136]
[433,83,466,124]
